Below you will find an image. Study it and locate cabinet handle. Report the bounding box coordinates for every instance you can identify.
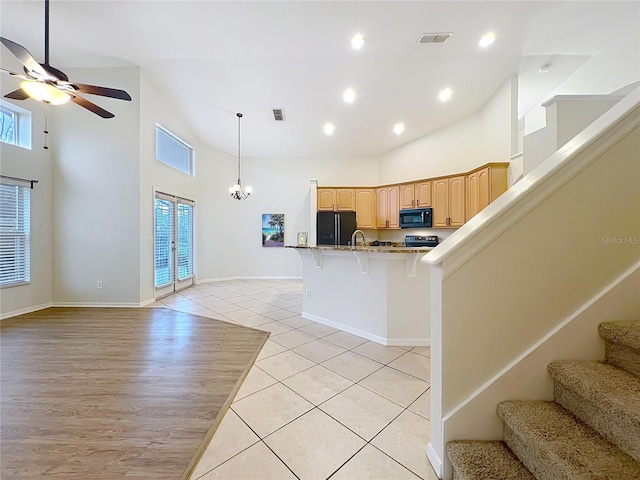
[446,217,450,226]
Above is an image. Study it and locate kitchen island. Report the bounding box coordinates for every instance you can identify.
[289,245,432,346]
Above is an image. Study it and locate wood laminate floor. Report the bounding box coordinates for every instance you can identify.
[0,307,269,480]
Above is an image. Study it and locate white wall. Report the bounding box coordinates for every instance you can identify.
[524,36,640,135]
[138,71,207,303]
[0,103,53,317]
[51,67,142,305]
[426,92,640,479]
[378,77,516,185]
[523,95,622,175]
[1,53,518,312]
[197,155,379,281]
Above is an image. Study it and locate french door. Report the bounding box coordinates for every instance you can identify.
[154,192,195,298]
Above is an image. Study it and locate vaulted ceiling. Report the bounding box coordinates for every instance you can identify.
[1,1,638,157]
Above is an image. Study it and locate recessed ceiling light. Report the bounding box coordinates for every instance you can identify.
[479,32,495,48]
[351,33,365,50]
[343,88,356,103]
[323,122,335,135]
[438,88,453,102]
[393,123,405,135]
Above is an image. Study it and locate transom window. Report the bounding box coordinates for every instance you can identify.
[0,106,18,146]
[155,125,195,175]
[0,101,32,149]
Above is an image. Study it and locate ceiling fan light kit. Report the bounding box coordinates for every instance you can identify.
[0,0,131,118]
[20,80,70,105]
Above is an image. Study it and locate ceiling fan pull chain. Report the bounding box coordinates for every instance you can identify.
[43,104,49,150]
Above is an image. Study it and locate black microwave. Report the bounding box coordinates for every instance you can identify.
[399,208,432,228]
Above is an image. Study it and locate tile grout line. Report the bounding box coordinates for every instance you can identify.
[162,281,431,479]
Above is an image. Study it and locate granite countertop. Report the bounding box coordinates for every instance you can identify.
[286,245,433,254]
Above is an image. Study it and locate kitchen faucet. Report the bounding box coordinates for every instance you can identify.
[351,230,366,248]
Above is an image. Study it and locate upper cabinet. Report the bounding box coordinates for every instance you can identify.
[400,184,415,209]
[376,185,400,229]
[466,164,509,221]
[400,181,432,209]
[317,188,355,211]
[355,189,376,229]
[318,162,509,229]
[433,176,466,228]
[415,181,432,207]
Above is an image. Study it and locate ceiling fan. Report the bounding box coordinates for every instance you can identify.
[0,0,131,118]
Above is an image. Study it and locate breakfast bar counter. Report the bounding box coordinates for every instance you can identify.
[288,245,432,346]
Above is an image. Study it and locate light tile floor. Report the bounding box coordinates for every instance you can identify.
[150,279,437,480]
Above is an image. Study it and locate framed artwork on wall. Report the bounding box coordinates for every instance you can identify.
[262,214,284,247]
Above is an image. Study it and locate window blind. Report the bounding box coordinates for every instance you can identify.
[154,197,174,288]
[0,182,31,287]
[176,200,194,281]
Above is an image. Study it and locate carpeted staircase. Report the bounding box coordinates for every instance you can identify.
[447,321,640,479]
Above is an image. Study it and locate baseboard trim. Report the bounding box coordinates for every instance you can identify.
[140,298,156,307]
[427,442,443,479]
[0,302,52,320]
[197,275,302,284]
[52,302,145,308]
[444,259,640,423]
[302,311,429,346]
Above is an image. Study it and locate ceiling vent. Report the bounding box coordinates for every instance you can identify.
[272,108,286,121]
[418,32,452,44]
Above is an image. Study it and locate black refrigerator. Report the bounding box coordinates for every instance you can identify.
[316,211,357,246]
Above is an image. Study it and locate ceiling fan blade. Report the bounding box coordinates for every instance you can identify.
[0,37,49,79]
[0,67,30,81]
[4,89,30,101]
[71,83,132,101]
[70,93,115,119]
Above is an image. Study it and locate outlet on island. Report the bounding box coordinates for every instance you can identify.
[305,289,311,298]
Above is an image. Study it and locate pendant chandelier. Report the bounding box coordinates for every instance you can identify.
[229,112,252,200]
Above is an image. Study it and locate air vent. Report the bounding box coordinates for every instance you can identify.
[272,108,286,121]
[418,32,452,44]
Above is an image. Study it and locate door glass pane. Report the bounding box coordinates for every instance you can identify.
[154,198,174,288]
[176,203,193,281]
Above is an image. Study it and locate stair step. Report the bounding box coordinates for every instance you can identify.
[599,321,640,377]
[447,440,535,480]
[548,360,640,462]
[497,400,640,480]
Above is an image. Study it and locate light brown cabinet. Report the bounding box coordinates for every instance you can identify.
[318,162,508,229]
[355,189,376,229]
[400,184,416,209]
[433,176,466,228]
[376,185,400,229]
[415,181,432,207]
[400,181,432,209]
[317,188,355,211]
[466,164,508,221]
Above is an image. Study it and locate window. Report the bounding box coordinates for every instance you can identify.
[0,182,31,287]
[155,125,194,175]
[0,106,17,145]
[0,100,32,149]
